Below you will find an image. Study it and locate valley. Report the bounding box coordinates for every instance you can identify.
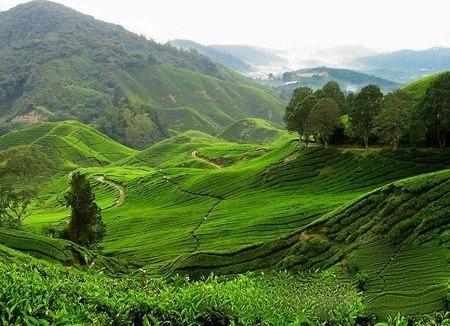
[0,1,448,325]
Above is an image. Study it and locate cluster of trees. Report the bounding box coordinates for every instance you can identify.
[284,81,345,148]
[97,100,168,149]
[284,72,450,151]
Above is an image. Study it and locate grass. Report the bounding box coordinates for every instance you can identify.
[164,169,450,318]
[403,71,448,104]
[0,228,127,273]
[0,245,366,325]
[0,121,447,319]
[116,65,285,131]
[25,129,449,274]
[218,117,283,143]
[0,120,136,169]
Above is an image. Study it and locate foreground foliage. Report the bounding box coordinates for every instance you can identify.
[0,246,364,325]
[1,245,448,325]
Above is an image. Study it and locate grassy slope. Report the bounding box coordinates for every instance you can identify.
[403,71,447,104]
[0,227,127,273]
[0,120,136,168]
[165,170,450,318]
[0,121,445,318]
[116,66,285,129]
[0,243,365,325]
[218,118,282,143]
[25,130,449,276]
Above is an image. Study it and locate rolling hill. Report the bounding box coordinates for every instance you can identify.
[164,169,450,318]
[218,118,282,143]
[21,127,449,273]
[267,67,399,98]
[0,119,446,321]
[403,71,449,104]
[0,120,135,168]
[0,1,284,140]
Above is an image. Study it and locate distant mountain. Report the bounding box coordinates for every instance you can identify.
[350,47,450,83]
[0,1,284,145]
[261,67,399,99]
[279,45,378,69]
[210,44,286,66]
[170,39,251,72]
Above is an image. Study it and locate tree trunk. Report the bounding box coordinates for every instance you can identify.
[439,136,447,152]
[364,133,369,149]
[324,139,328,148]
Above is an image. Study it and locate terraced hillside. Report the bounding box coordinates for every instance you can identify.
[218,118,283,143]
[0,120,136,168]
[24,128,450,274]
[0,120,445,320]
[165,170,450,318]
[404,71,449,104]
[0,1,284,135]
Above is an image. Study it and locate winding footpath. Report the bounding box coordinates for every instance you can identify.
[96,175,126,208]
[191,150,222,169]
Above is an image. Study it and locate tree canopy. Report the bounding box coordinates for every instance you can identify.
[417,71,450,150]
[349,84,383,148]
[65,172,106,247]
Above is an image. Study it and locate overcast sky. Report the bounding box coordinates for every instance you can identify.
[1,0,449,51]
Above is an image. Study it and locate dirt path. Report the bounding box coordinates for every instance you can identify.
[156,169,224,251]
[191,150,222,169]
[96,176,126,208]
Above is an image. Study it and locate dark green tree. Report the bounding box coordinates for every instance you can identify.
[375,89,413,150]
[320,81,346,111]
[418,72,450,150]
[308,98,341,148]
[349,84,383,148]
[284,87,313,141]
[65,173,106,247]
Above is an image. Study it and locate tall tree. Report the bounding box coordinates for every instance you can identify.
[65,173,106,247]
[284,87,313,142]
[418,72,450,150]
[349,84,383,148]
[308,98,341,148]
[375,89,413,150]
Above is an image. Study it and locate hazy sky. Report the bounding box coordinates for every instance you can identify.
[1,0,449,50]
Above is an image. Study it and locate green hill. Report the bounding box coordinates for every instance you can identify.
[26,138,450,274]
[0,120,135,168]
[126,130,267,168]
[403,71,449,104]
[0,227,128,273]
[271,67,399,99]
[164,169,450,318]
[218,118,282,143]
[0,1,284,139]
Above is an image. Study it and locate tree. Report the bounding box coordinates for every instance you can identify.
[418,72,450,150]
[308,98,341,148]
[0,188,33,229]
[349,84,383,148]
[0,145,52,229]
[375,89,413,150]
[320,81,346,111]
[65,173,106,247]
[284,87,313,140]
